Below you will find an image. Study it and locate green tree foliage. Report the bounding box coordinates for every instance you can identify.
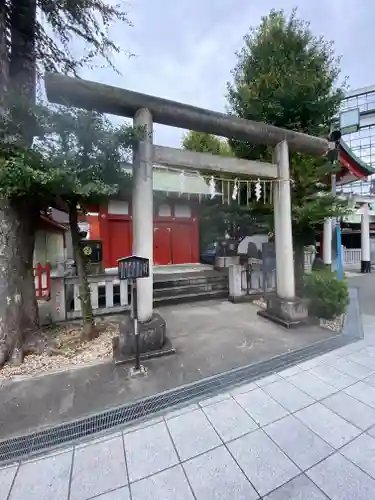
[227,8,348,288]
[304,270,349,319]
[0,0,132,366]
[38,108,136,339]
[182,131,233,157]
[182,131,267,249]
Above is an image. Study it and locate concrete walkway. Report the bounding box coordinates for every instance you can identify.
[1,313,375,499]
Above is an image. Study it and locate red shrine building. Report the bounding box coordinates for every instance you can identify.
[83,142,374,271]
[84,165,209,269]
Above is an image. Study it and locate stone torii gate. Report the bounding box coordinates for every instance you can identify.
[45,73,330,333]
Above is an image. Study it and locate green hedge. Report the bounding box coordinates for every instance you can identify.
[303,270,349,320]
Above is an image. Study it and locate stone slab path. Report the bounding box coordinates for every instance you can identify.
[2,313,375,500]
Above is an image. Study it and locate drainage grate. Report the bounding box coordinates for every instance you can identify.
[0,288,363,465]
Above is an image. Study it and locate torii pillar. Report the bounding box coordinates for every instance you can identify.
[361,203,371,273]
[132,108,154,321]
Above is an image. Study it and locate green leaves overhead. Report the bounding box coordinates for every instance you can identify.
[228,8,344,137]
[2,0,133,77]
[227,8,348,242]
[39,107,136,202]
[0,106,137,205]
[182,131,233,157]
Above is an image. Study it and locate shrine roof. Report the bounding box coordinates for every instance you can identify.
[339,140,375,178]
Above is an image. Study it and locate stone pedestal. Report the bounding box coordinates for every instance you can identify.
[215,256,240,269]
[361,260,371,273]
[112,312,175,363]
[228,264,242,301]
[258,295,308,328]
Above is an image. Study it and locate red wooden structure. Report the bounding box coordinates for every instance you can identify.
[34,263,51,300]
[85,199,200,269]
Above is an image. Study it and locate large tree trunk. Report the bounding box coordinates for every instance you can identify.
[0,198,26,367]
[0,0,41,368]
[17,201,40,336]
[0,198,42,367]
[0,3,22,367]
[10,0,40,338]
[69,204,96,340]
[294,239,306,295]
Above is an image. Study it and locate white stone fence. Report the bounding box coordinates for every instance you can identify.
[39,273,131,325]
[304,248,362,269]
[39,249,363,324]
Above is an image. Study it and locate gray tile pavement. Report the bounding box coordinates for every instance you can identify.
[278,364,304,378]
[166,408,221,461]
[345,380,375,407]
[264,474,329,500]
[325,356,375,379]
[71,436,127,500]
[0,465,17,500]
[94,488,130,500]
[308,364,357,389]
[255,372,282,387]
[183,445,259,500]
[262,379,315,412]
[294,402,361,448]
[3,314,375,499]
[233,387,289,426]
[123,421,178,482]
[130,465,194,500]
[287,371,338,399]
[228,428,300,496]
[307,453,375,500]
[263,415,334,470]
[341,433,375,479]
[9,450,72,500]
[202,398,258,442]
[229,381,257,396]
[321,391,375,430]
[198,392,231,407]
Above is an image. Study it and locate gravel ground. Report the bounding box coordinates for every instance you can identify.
[0,322,120,381]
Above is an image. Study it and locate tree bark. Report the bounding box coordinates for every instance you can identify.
[0,197,42,367]
[0,0,41,368]
[17,201,40,334]
[294,239,306,295]
[69,203,96,340]
[0,198,25,367]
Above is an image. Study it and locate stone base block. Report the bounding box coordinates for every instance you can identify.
[113,312,175,363]
[361,260,371,273]
[229,293,263,304]
[129,365,148,377]
[257,295,308,328]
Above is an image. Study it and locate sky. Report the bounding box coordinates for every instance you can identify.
[80,0,375,148]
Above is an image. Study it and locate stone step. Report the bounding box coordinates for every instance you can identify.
[153,273,227,290]
[153,281,228,300]
[154,289,229,306]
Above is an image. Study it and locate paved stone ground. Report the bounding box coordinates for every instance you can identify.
[1,310,375,500]
[0,300,333,439]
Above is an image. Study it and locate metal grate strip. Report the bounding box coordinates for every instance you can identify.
[0,288,363,465]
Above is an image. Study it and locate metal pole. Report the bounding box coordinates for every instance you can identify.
[331,171,337,272]
[336,225,343,280]
[132,279,140,371]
